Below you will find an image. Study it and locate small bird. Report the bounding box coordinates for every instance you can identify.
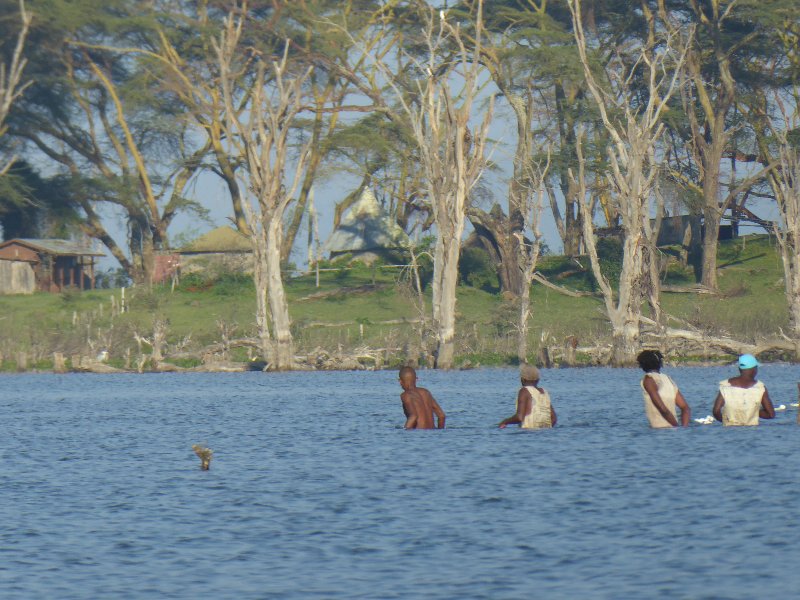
[192,445,213,470]
[694,415,715,425]
[775,404,787,411]
[96,349,109,362]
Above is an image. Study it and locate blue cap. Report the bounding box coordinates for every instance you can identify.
[738,354,759,369]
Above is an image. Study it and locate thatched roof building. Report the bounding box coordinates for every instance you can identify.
[324,188,409,263]
[179,226,251,253]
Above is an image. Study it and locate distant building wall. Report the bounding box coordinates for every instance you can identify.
[0,243,38,262]
[0,259,36,294]
[153,254,180,284]
[656,215,703,250]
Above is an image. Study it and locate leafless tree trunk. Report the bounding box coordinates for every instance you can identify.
[569,0,688,365]
[0,0,31,175]
[215,6,312,370]
[516,156,550,363]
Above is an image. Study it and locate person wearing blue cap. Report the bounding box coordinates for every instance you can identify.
[712,354,775,426]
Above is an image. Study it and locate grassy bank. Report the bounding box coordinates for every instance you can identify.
[0,234,791,370]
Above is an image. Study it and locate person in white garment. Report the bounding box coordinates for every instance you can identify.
[498,364,557,429]
[637,350,691,428]
[713,354,775,426]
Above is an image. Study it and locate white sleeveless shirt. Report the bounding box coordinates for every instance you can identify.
[519,386,552,429]
[640,372,679,429]
[719,379,765,426]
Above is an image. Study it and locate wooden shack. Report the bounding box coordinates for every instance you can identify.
[0,239,104,294]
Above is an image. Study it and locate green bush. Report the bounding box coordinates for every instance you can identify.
[459,246,499,292]
[586,237,623,290]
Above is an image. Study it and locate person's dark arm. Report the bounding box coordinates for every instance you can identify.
[712,392,724,422]
[760,388,776,419]
[401,394,417,429]
[499,389,530,428]
[550,405,557,427]
[643,376,679,427]
[430,397,446,429]
[675,390,691,427]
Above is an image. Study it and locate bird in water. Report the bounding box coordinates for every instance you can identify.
[192,445,213,470]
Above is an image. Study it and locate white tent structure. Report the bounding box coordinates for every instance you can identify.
[324,187,409,263]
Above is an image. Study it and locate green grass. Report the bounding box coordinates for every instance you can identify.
[0,235,792,367]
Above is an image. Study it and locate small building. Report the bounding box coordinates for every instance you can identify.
[324,187,409,264]
[0,238,104,294]
[167,226,253,280]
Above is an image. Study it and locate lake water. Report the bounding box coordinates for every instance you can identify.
[1,365,799,599]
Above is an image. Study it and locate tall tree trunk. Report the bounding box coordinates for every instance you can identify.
[431,226,463,369]
[517,278,531,363]
[555,82,584,257]
[265,218,294,369]
[784,253,800,359]
[251,232,272,364]
[700,140,724,289]
[610,313,640,366]
[468,205,523,295]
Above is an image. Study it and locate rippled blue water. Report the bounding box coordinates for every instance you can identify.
[1,365,799,599]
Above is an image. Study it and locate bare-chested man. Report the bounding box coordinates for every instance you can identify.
[399,366,446,429]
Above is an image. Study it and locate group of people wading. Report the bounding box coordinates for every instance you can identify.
[398,351,784,430]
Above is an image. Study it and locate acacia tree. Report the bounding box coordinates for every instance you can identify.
[215,7,313,369]
[568,0,687,365]
[656,1,781,291]
[5,1,206,283]
[0,0,31,175]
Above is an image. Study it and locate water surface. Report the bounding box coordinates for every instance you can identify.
[1,366,799,599]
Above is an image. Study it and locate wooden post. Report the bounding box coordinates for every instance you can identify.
[537,345,552,369]
[53,352,66,373]
[563,336,578,367]
[69,264,74,288]
[71,354,81,371]
[16,351,27,371]
[90,257,95,290]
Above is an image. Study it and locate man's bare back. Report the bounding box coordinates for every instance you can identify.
[399,366,446,430]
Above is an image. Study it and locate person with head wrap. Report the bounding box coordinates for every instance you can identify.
[712,354,775,426]
[498,363,557,429]
[637,350,691,428]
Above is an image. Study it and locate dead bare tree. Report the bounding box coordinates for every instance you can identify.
[364,1,493,369]
[515,154,550,363]
[769,100,800,357]
[215,5,313,369]
[0,0,31,175]
[568,0,689,365]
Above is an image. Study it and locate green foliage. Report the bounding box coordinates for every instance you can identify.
[60,287,80,305]
[585,237,623,291]
[95,268,131,289]
[459,246,499,292]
